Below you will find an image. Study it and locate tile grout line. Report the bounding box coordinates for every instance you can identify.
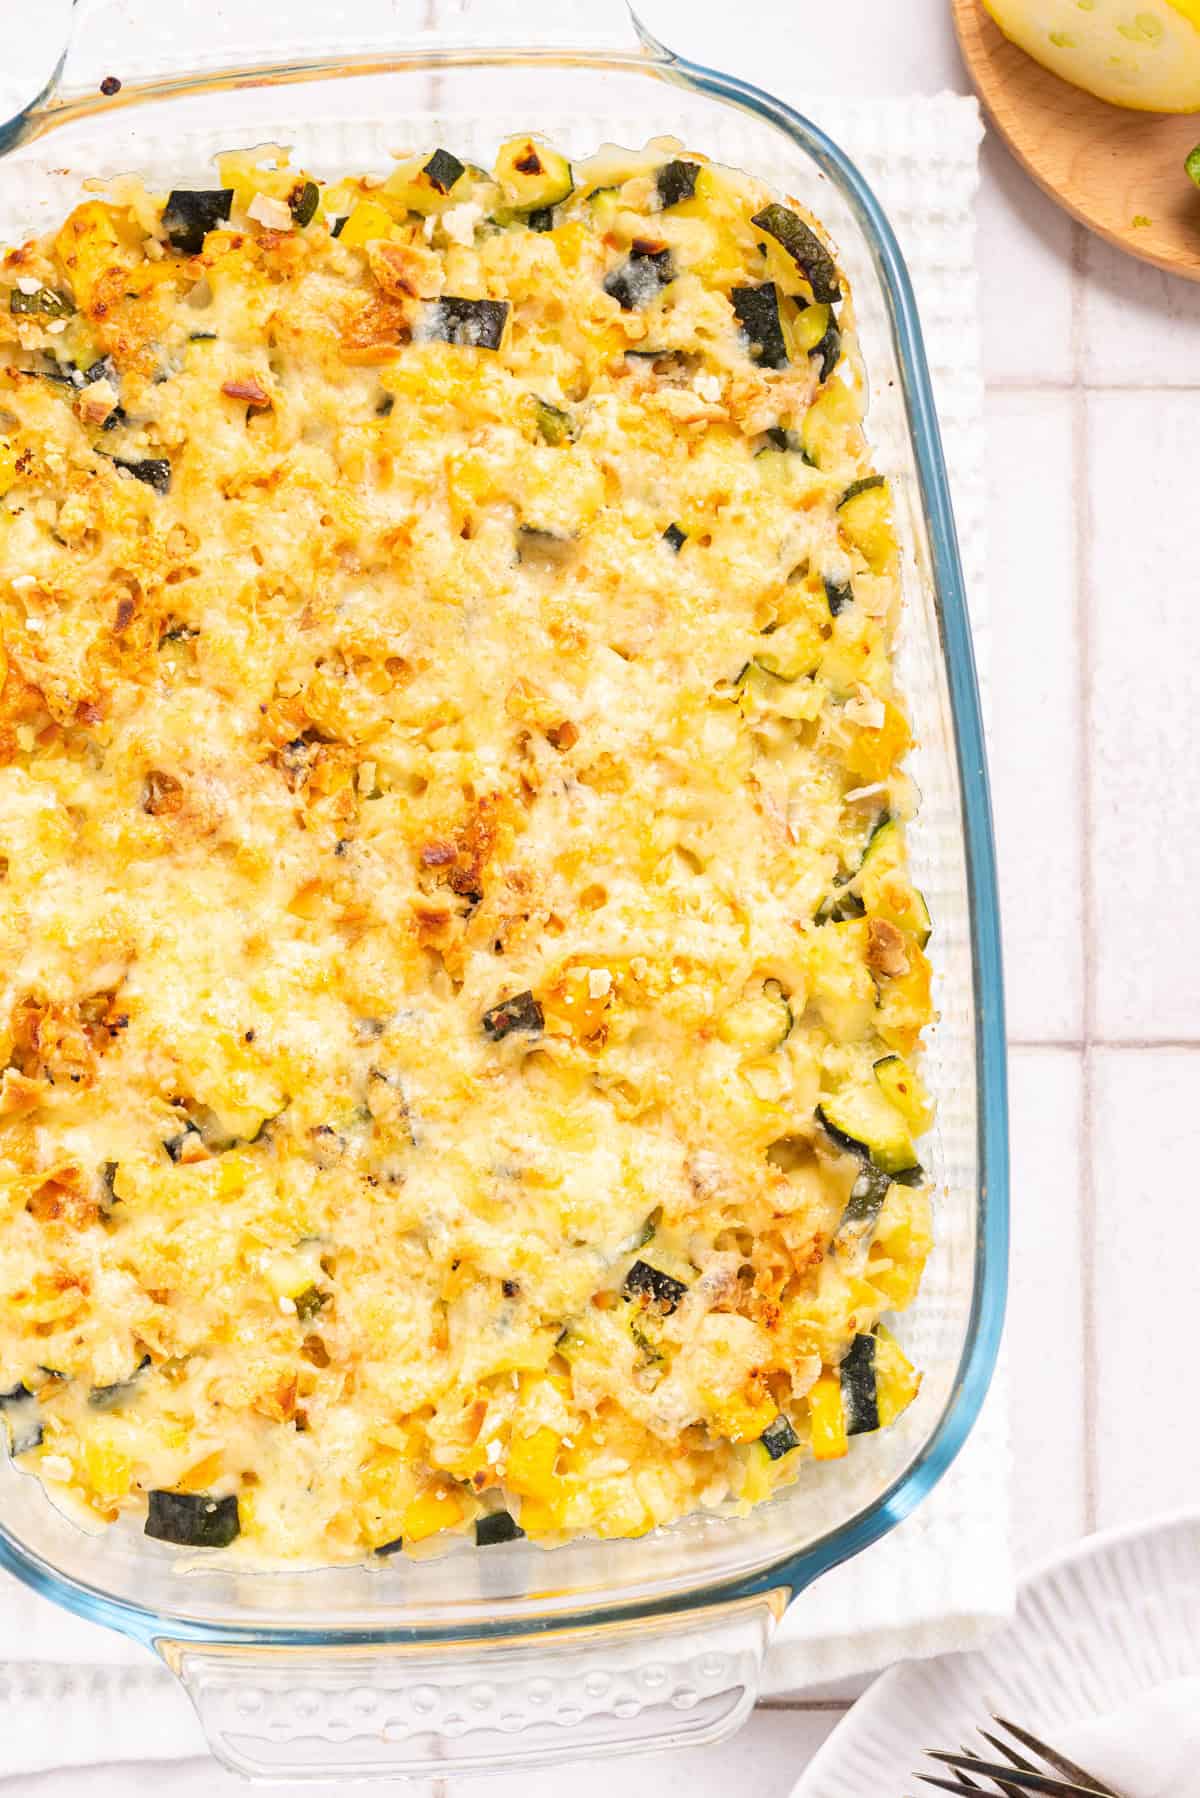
[1070,220,1100,1540]
[987,378,1200,394]
[758,1700,855,1713]
[1009,1038,1200,1051]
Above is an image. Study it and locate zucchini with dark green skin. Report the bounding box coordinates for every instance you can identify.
[811,314,842,383]
[760,1413,800,1460]
[604,247,674,311]
[0,1383,42,1455]
[835,1162,891,1248]
[425,297,509,350]
[145,1489,240,1547]
[495,139,574,211]
[656,160,699,208]
[330,216,347,238]
[113,456,171,493]
[622,1260,687,1315]
[858,818,933,948]
[289,180,320,227]
[525,208,555,233]
[374,1534,405,1557]
[163,1123,202,1162]
[816,1088,919,1178]
[814,886,865,925]
[730,283,788,370]
[838,474,886,508]
[294,1286,329,1323]
[482,990,543,1040]
[88,1354,151,1410]
[534,399,575,445]
[423,149,465,195]
[162,189,233,255]
[752,203,842,304]
[840,1333,879,1435]
[476,1509,525,1546]
[10,287,74,318]
[663,523,687,552]
[823,575,853,616]
[1187,145,1200,188]
[763,427,802,453]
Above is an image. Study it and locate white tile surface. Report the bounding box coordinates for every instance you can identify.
[1082,232,1200,388]
[639,0,970,94]
[978,136,1078,388]
[1,1762,433,1798]
[1092,1049,1200,1528]
[1088,390,1200,1041]
[986,389,1084,1042]
[1006,1049,1088,1567]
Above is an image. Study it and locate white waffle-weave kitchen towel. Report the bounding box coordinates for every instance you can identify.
[0,92,1007,1777]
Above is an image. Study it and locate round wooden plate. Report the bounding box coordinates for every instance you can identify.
[952,0,1200,281]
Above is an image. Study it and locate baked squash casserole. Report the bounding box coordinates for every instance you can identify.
[0,138,935,1560]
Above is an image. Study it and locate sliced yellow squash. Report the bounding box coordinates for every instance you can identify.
[983,0,1200,111]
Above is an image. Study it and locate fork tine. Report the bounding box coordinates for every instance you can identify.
[971,1737,1031,1798]
[980,1728,1040,1774]
[990,1717,1123,1798]
[917,1778,1007,1797]
[928,1751,1113,1796]
[958,1745,989,1791]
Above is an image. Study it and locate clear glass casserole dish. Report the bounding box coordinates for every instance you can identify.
[0,2,1009,1778]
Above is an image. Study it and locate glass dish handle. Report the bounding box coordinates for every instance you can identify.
[3,0,675,154]
[160,1592,782,1780]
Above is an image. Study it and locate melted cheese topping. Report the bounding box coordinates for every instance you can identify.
[0,140,934,1560]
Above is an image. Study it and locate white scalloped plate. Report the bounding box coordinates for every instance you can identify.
[795,1510,1200,1797]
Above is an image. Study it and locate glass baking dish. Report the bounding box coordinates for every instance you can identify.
[0,2,1009,1778]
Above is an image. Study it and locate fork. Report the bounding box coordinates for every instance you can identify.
[912,1713,1128,1797]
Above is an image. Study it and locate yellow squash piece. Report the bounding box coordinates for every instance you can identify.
[505,1425,561,1502]
[983,0,1200,111]
[402,1485,466,1543]
[808,1373,849,1460]
[337,199,394,249]
[874,1324,921,1427]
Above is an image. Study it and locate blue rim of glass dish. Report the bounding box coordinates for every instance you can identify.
[0,44,1009,1652]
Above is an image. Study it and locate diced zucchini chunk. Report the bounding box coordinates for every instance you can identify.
[752,615,823,682]
[162,189,233,256]
[146,1489,240,1547]
[873,1053,934,1134]
[874,1324,921,1427]
[731,283,788,369]
[859,819,932,947]
[622,1259,688,1315]
[838,477,898,573]
[801,375,857,470]
[834,1161,891,1252]
[751,203,842,305]
[739,662,822,722]
[656,160,699,208]
[840,1332,879,1435]
[817,1083,918,1177]
[759,1412,800,1460]
[495,137,574,211]
[534,399,575,445]
[719,980,793,1054]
